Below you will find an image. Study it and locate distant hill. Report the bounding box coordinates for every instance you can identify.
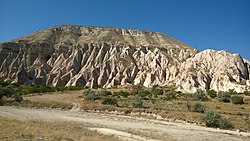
[0,25,249,93]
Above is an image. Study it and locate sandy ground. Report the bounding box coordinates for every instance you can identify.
[0,106,250,141]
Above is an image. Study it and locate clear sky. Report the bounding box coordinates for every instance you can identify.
[0,0,249,60]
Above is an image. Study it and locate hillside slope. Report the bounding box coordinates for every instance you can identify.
[0,25,249,93]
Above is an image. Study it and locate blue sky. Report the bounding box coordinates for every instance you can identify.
[0,0,249,60]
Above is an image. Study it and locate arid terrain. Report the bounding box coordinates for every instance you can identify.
[1,89,250,141]
[0,25,249,93]
[0,25,250,141]
[1,106,250,141]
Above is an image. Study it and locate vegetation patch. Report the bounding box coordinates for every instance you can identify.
[206,89,217,98]
[193,89,208,101]
[163,90,177,101]
[102,98,118,106]
[83,89,101,101]
[217,91,231,102]
[231,95,244,104]
[202,111,232,129]
[132,95,144,108]
[0,80,84,105]
[191,103,206,113]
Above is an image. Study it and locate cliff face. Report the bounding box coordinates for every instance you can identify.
[0,25,249,93]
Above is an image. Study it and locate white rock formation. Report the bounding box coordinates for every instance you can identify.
[0,25,249,93]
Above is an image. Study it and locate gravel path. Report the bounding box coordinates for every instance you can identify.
[0,106,249,141]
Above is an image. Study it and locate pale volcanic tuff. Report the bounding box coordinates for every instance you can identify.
[0,25,249,93]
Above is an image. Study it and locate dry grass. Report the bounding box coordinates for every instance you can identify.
[5,88,250,131]
[0,117,119,141]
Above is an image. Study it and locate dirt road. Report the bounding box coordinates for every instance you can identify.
[0,106,249,141]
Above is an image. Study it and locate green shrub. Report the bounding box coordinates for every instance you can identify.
[231,95,244,104]
[151,87,164,97]
[132,95,143,108]
[217,91,230,102]
[16,84,83,95]
[114,90,130,97]
[138,90,151,98]
[0,85,15,99]
[131,85,144,93]
[83,89,100,101]
[12,94,23,103]
[202,111,232,129]
[0,81,12,87]
[65,86,83,91]
[101,98,118,106]
[130,86,151,99]
[164,90,176,100]
[191,103,206,113]
[243,88,250,96]
[206,89,217,98]
[98,90,112,97]
[193,89,208,101]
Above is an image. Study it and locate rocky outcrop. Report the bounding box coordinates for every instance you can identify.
[0,25,249,93]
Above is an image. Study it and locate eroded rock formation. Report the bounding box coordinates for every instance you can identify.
[0,25,249,93]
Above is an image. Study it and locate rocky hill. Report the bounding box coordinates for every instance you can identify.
[0,25,249,93]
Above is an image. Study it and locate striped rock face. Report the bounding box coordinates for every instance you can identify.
[0,25,249,93]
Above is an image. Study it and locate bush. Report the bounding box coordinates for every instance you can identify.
[191,103,206,113]
[243,88,250,96]
[131,86,150,99]
[151,87,164,97]
[98,90,112,97]
[132,95,143,108]
[231,95,244,104]
[12,94,23,103]
[65,86,83,91]
[101,98,118,106]
[206,89,217,98]
[217,91,230,102]
[16,84,83,95]
[114,90,130,97]
[0,81,12,87]
[164,90,176,100]
[0,85,15,99]
[193,89,208,101]
[83,89,100,101]
[202,111,232,129]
